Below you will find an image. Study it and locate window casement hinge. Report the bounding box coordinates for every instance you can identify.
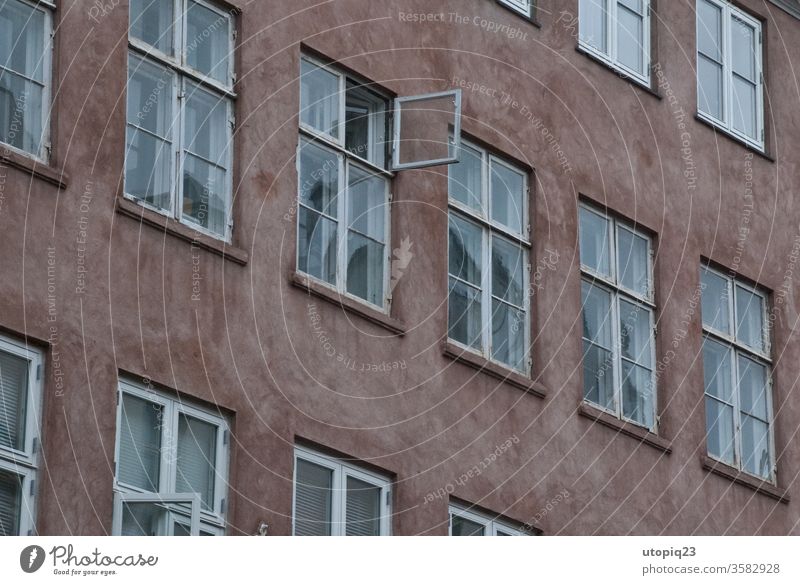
[29,479,35,496]
[223,430,229,445]
[228,115,236,130]
[221,498,227,515]
[178,89,186,100]
[232,29,238,40]
[43,143,52,160]
[387,191,393,202]
[32,437,39,455]
[36,364,42,380]
[385,490,391,506]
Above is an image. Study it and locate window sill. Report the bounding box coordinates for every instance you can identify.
[495,1,542,28]
[0,148,68,189]
[700,455,789,504]
[442,341,547,398]
[575,45,661,100]
[290,271,406,336]
[693,114,774,162]
[116,197,249,265]
[578,402,672,454]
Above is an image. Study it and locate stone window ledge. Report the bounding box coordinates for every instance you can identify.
[701,455,789,504]
[578,402,672,454]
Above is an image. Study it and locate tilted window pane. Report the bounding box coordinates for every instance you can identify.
[735,286,765,352]
[125,126,173,211]
[298,208,337,286]
[451,514,485,536]
[621,360,654,428]
[347,167,386,242]
[300,59,340,139]
[448,214,482,287]
[579,207,611,278]
[0,468,21,536]
[120,501,169,536]
[700,268,730,334]
[118,394,162,492]
[492,236,524,307]
[697,55,723,120]
[705,396,735,464]
[127,56,174,139]
[0,0,45,82]
[619,300,652,366]
[176,414,218,512]
[0,349,28,451]
[492,300,526,371]
[490,160,525,235]
[448,143,483,213]
[448,277,483,350]
[617,228,649,297]
[702,337,733,403]
[186,1,230,84]
[579,0,608,53]
[616,5,644,74]
[737,354,768,420]
[345,476,381,536]
[697,0,722,62]
[294,459,333,536]
[731,75,757,139]
[129,0,175,56]
[740,415,770,478]
[581,281,613,349]
[299,141,339,217]
[346,232,384,306]
[0,70,43,155]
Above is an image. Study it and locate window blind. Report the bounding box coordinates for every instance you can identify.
[345,476,381,536]
[0,468,21,536]
[175,414,216,511]
[294,459,332,536]
[0,349,28,452]
[118,394,162,492]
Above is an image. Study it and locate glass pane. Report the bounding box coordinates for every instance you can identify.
[184,85,228,166]
[619,300,652,367]
[492,300,526,371]
[697,0,722,61]
[294,459,333,536]
[731,18,756,82]
[182,153,227,236]
[618,0,642,13]
[0,70,43,155]
[617,5,644,74]
[490,160,525,235]
[299,141,339,217]
[738,354,768,420]
[731,76,757,139]
[0,349,28,451]
[394,93,458,167]
[345,476,381,536]
[581,281,613,348]
[579,0,608,52]
[129,0,174,56]
[125,126,173,210]
[702,337,733,402]
[127,56,173,139]
[346,232,385,306]
[735,286,765,352]
[705,396,735,465]
[186,1,230,84]
[621,360,654,428]
[348,166,386,242]
[698,55,723,120]
[121,501,169,536]
[0,468,21,536]
[617,227,649,296]
[298,207,337,285]
[579,207,611,278]
[176,414,217,512]
[448,214,482,287]
[741,415,770,478]
[492,236,524,307]
[700,267,730,334]
[448,277,482,350]
[118,393,162,492]
[451,514,485,536]
[583,340,614,410]
[0,0,45,82]
[449,143,483,212]
[345,82,387,168]
[300,59,340,139]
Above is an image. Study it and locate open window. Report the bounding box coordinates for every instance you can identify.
[392,90,462,170]
[113,492,201,536]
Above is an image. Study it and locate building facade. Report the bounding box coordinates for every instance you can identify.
[1,0,799,536]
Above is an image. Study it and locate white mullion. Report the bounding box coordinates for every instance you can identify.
[731,346,743,470]
[173,74,184,223]
[481,149,491,357]
[163,400,178,494]
[333,463,345,536]
[337,156,348,293]
[176,0,186,67]
[722,4,732,132]
[383,175,391,307]
[609,0,618,64]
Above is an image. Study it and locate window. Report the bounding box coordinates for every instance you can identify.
[498,0,533,18]
[447,141,530,373]
[700,266,774,481]
[293,446,391,536]
[449,504,525,536]
[579,0,651,84]
[696,0,764,148]
[113,380,229,535]
[0,0,52,160]
[125,0,235,240]
[579,204,656,430]
[0,336,42,536]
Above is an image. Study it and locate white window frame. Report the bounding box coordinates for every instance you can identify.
[391,90,462,171]
[695,0,765,150]
[498,0,533,18]
[292,446,392,536]
[125,0,236,242]
[701,264,775,482]
[448,503,525,536]
[447,140,531,375]
[0,335,42,536]
[0,0,54,162]
[112,492,201,536]
[578,0,651,85]
[112,379,229,535]
[579,203,657,431]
